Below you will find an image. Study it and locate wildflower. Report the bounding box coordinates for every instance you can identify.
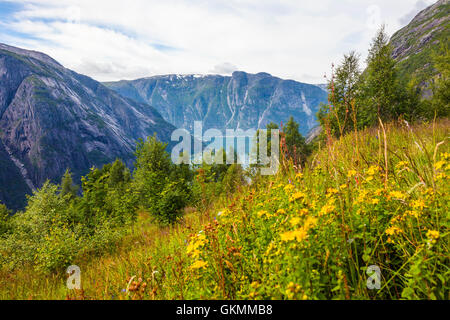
[299,208,309,216]
[296,172,303,180]
[426,230,440,248]
[434,160,446,171]
[396,161,409,170]
[190,260,208,270]
[319,202,336,216]
[367,165,380,176]
[347,170,357,178]
[436,172,447,180]
[290,217,301,227]
[284,184,295,193]
[290,191,306,202]
[411,199,427,211]
[388,191,406,200]
[426,230,440,242]
[340,184,348,190]
[277,209,286,215]
[304,216,318,229]
[281,228,307,242]
[370,198,380,205]
[443,152,450,160]
[327,188,339,197]
[257,210,268,218]
[385,226,403,236]
[403,210,418,219]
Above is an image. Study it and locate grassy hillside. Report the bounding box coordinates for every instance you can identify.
[1,119,448,300]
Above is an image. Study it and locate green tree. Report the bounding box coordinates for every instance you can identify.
[132,135,192,224]
[359,26,405,125]
[283,117,310,164]
[0,202,11,236]
[430,41,450,117]
[222,163,246,195]
[60,169,78,199]
[319,51,362,136]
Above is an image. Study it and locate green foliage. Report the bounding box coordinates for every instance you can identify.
[283,117,310,164]
[318,51,362,136]
[0,203,11,236]
[133,135,192,225]
[359,26,406,124]
[60,169,78,199]
[319,26,430,138]
[221,164,246,196]
[428,41,450,118]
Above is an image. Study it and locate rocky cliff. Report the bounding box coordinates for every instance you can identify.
[0,44,175,210]
[390,0,449,89]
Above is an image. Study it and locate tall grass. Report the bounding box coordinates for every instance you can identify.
[0,119,448,300]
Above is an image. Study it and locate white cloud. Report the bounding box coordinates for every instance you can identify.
[0,0,433,83]
[210,62,239,75]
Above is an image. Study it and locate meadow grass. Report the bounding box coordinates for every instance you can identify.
[0,119,448,300]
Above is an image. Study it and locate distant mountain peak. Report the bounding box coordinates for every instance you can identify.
[106,72,327,135]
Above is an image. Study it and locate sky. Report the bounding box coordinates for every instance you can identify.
[0,0,438,83]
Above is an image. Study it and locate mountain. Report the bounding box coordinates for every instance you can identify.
[105,72,328,136]
[390,0,449,90]
[0,43,175,210]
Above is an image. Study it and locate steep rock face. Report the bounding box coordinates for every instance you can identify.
[105,72,328,135]
[390,0,449,88]
[0,44,175,210]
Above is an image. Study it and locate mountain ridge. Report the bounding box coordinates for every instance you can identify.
[0,43,175,210]
[105,71,328,136]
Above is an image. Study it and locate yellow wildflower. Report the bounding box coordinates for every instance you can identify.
[277,208,286,215]
[426,230,440,241]
[327,188,339,198]
[284,184,295,193]
[434,160,445,170]
[385,226,403,236]
[411,199,427,211]
[319,203,336,216]
[396,161,409,169]
[347,169,357,178]
[299,208,309,216]
[281,228,308,242]
[257,210,268,218]
[190,260,208,270]
[290,191,306,202]
[367,165,380,176]
[389,191,406,200]
[290,217,301,227]
[304,216,318,229]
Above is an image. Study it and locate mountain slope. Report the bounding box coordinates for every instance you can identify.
[0,43,175,210]
[390,0,449,89]
[105,72,328,135]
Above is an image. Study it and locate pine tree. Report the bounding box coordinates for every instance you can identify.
[60,169,78,199]
[360,25,403,125]
[319,51,362,136]
[283,117,309,163]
